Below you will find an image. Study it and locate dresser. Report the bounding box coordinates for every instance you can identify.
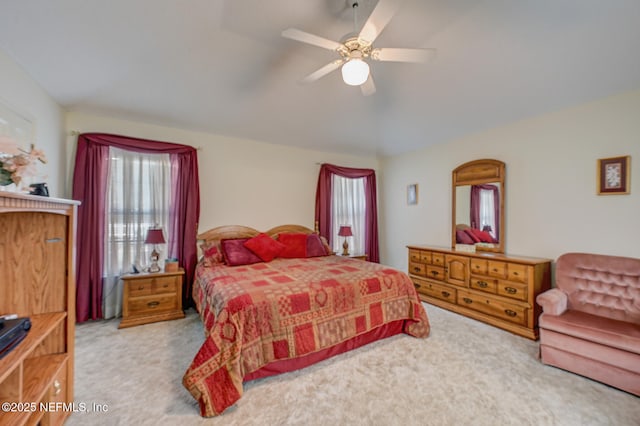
[119,269,185,328]
[407,245,551,340]
[0,192,78,426]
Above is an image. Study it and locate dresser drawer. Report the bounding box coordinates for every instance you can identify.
[431,253,445,266]
[153,276,179,293]
[128,294,179,316]
[420,252,431,264]
[487,261,507,278]
[457,289,527,326]
[470,259,487,275]
[128,278,154,297]
[470,276,497,294]
[497,281,528,301]
[413,278,456,303]
[507,263,528,283]
[409,250,422,263]
[426,265,445,281]
[409,262,426,277]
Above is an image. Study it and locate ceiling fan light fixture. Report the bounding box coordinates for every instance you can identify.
[341,58,369,86]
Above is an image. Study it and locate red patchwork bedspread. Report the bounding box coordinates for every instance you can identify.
[183,256,430,417]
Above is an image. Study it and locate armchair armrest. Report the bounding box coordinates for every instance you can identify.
[536,288,568,316]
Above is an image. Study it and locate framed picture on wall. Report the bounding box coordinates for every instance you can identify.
[407,183,418,205]
[597,156,630,195]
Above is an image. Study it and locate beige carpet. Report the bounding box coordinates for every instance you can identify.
[67,304,639,425]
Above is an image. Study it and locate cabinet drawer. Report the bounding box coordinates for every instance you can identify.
[128,294,178,316]
[487,261,507,278]
[409,250,422,263]
[497,281,528,301]
[426,265,445,281]
[413,279,456,303]
[40,361,68,426]
[431,253,445,266]
[470,259,487,275]
[409,262,426,277]
[129,278,154,297]
[507,264,528,283]
[153,276,178,293]
[457,290,527,326]
[420,252,431,264]
[470,276,497,294]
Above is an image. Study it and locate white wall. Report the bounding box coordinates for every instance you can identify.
[380,90,640,270]
[0,50,65,197]
[66,112,379,234]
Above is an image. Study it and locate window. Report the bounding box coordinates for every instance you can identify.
[331,174,366,255]
[102,147,171,318]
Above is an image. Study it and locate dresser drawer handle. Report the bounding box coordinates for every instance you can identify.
[463,297,473,304]
[414,283,420,289]
[441,291,450,298]
[504,309,517,317]
[513,272,519,276]
[431,271,439,277]
[413,267,421,272]
[492,268,498,272]
[53,379,62,396]
[505,287,517,294]
[162,283,169,288]
[477,281,488,288]
[147,301,160,308]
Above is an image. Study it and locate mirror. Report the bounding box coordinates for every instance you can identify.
[452,159,505,253]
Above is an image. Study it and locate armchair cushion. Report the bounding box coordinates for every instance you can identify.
[536,288,568,316]
[540,309,640,355]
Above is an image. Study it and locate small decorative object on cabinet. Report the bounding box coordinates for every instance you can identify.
[119,269,185,328]
[407,245,551,340]
[0,192,79,426]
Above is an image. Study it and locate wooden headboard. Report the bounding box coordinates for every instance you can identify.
[197,224,317,245]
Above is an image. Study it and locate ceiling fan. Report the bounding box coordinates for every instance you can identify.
[282,0,436,96]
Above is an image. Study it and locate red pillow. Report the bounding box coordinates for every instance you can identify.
[464,228,481,243]
[244,233,286,262]
[278,233,308,258]
[469,228,494,243]
[306,234,328,257]
[200,242,225,266]
[221,238,263,266]
[456,229,475,245]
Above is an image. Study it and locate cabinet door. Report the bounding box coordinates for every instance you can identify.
[445,255,469,287]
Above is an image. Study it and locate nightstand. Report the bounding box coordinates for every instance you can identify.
[338,253,368,261]
[119,268,185,328]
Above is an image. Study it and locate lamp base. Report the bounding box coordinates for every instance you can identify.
[342,239,350,256]
[148,248,161,273]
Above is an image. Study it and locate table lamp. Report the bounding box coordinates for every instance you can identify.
[338,225,353,256]
[145,227,166,273]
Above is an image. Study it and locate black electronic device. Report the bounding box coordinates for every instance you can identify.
[0,317,32,359]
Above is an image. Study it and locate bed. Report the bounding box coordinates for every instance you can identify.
[182,225,430,417]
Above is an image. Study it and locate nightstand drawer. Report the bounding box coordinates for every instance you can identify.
[128,294,178,316]
[129,278,154,297]
[153,276,179,293]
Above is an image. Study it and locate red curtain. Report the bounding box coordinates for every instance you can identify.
[72,133,200,322]
[315,164,379,263]
[470,184,499,240]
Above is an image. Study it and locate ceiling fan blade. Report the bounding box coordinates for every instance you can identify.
[371,47,437,63]
[282,28,343,51]
[358,0,403,44]
[360,75,376,96]
[301,59,344,84]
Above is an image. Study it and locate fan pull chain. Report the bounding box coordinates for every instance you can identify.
[353,2,359,33]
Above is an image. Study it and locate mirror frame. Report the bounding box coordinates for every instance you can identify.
[452,159,505,254]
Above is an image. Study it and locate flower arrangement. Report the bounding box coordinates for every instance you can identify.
[0,137,47,187]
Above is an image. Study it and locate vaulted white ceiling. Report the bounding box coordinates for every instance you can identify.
[1,0,639,156]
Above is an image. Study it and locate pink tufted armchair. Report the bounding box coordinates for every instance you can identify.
[536,253,640,395]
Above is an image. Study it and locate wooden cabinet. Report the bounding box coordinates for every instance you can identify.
[407,245,551,340]
[119,269,185,328]
[0,192,78,426]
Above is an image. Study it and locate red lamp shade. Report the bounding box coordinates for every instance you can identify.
[145,228,166,244]
[338,226,353,237]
